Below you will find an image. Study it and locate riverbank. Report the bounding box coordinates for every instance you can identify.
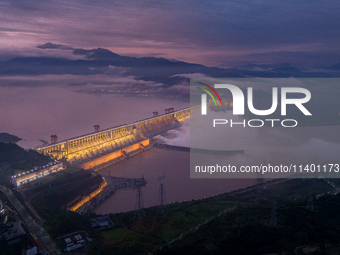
[93,147,256,215]
[98,178,334,255]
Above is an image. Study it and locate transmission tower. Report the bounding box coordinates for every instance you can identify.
[270,199,278,226]
[158,174,166,212]
[50,135,58,144]
[257,161,266,186]
[133,175,146,220]
[256,171,263,188]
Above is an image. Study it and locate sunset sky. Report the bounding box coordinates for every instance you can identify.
[1,0,339,68]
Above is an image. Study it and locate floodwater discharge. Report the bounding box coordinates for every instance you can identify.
[2,85,338,214]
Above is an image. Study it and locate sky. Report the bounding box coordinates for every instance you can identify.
[0,0,339,68]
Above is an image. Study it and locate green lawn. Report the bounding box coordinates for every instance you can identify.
[102,228,136,240]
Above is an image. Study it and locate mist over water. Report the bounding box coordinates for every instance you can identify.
[2,84,339,213]
[155,110,340,176]
[94,107,339,212]
[0,85,188,148]
[190,108,340,178]
[153,118,190,146]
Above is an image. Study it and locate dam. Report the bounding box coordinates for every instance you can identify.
[35,107,191,167]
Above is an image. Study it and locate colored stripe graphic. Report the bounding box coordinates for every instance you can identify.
[197,87,217,106]
[198,82,223,106]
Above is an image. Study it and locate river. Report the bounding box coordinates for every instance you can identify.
[1,84,338,214]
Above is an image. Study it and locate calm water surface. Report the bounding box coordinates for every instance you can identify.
[2,85,337,214]
[94,148,255,214]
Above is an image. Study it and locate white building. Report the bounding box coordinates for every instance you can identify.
[22,246,37,255]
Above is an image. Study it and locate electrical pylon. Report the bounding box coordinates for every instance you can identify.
[158,174,166,212]
[133,175,146,220]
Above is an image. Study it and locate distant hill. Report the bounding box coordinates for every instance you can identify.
[0,142,50,176]
[329,63,340,70]
[0,133,21,143]
[1,43,339,80]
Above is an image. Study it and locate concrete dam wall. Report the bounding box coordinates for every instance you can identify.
[35,108,190,163]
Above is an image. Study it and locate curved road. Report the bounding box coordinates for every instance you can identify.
[0,185,58,255]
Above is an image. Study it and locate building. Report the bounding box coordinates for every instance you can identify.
[73,234,82,242]
[1,220,26,245]
[11,162,64,187]
[64,237,73,245]
[22,246,38,255]
[0,199,5,224]
[90,216,111,228]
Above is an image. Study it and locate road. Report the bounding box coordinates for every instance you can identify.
[0,185,59,255]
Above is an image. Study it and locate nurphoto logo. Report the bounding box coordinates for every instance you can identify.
[198,83,312,128]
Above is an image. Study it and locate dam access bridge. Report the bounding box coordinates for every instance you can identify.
[35,107,191,169]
